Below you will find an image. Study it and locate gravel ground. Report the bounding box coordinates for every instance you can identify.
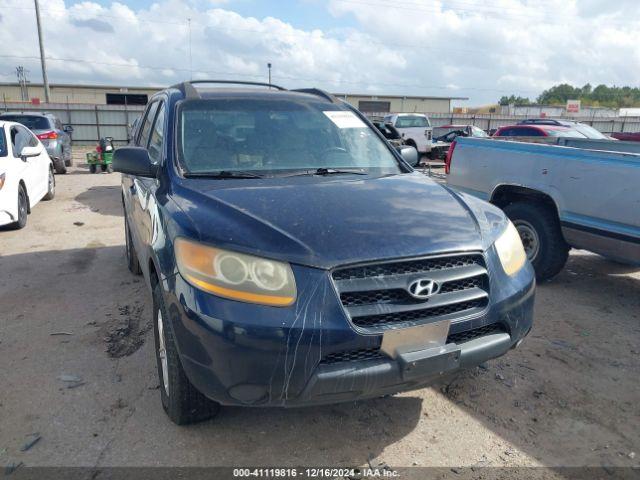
[0,150,638,474]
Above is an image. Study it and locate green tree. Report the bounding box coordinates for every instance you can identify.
[501,83,640,108]
[498,95,532,106]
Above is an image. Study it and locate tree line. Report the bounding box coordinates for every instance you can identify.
[499,84,640,108]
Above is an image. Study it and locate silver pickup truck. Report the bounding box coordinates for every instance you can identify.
[446,137,640,280]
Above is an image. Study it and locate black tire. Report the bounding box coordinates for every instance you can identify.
[152,283,220,425]
[101,164,107,172]
[504,201,569,281]
[65,148,73,167]
[43,167,55,200]
[54,161,67,174]
[125,216,142,275]
[10,184,28,230]
[89,164,97,174]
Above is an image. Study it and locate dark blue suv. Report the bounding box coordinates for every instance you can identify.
[115,80,535,424]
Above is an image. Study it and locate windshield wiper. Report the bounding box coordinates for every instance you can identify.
[184,170,264,179]
[283,168,368,177]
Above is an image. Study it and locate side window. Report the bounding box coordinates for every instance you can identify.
[136,102,159,147]
[11,127,28,157]
[28,130,38,147]
[520,128,543,136]
[147,103,165,165]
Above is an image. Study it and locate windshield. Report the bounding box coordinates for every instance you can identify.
[471,126,489,137]
[178,99,403,175]
[573,123,608,139]
[1,115,50,130]
[395,115,430,128]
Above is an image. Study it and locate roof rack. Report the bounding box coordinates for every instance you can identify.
[292,88,341,104]
[518,118,567,126]
[171,80,287,99]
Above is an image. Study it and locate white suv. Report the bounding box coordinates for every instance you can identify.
[383,113,433,154]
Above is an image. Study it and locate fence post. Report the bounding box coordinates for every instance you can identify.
[124,97,130,143]
[488,113,492,132]
[95,105,101,140]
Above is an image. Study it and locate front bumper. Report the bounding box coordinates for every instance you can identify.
[163,252,535,407]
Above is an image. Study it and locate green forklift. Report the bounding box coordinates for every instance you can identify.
[86,137,114,173]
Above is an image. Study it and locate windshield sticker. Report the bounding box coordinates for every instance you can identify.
[323,111,367,129]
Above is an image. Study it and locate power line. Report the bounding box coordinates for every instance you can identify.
[0,53,545,95]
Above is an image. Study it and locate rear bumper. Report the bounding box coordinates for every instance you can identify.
[163,255,535,408]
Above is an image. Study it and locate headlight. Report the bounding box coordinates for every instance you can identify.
[175,238,296,307]
[494,221,527,276]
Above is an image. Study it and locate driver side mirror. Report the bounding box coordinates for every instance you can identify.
[398,146,419,167]
[63,125,74,133]
[113,146,158,178]
[20,145,42,160]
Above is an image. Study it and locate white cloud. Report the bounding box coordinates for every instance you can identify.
[0,0,638,104]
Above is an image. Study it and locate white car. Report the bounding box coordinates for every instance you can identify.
[383,113,433,154]
[0,120,55,229]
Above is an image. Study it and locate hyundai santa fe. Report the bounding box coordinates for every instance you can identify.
[114,80,535,425]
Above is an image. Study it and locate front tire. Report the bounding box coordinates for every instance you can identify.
[43,167,55,200]
[504,201,569,281]
[89,164,97,174]
[152,283,220,425]
[10,185,28,229]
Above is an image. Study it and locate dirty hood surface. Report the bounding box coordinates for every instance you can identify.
[173,173,484,269]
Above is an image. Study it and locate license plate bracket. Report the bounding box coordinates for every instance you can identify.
[397,344,461,380]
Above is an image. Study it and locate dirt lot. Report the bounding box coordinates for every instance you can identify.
[0,151,638,474]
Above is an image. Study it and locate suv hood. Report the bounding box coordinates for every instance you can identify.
[173,173,485,269]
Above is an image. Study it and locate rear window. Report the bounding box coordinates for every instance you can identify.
[1,115,51,130]
[546,128,587,138]
[395,116,430,128]
[573,124,607,139]
[178,99,402,175]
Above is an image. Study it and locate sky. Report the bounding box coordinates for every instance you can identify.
[1,0,639,105]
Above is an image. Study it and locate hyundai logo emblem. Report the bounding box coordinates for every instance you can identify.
[408,279,440,299]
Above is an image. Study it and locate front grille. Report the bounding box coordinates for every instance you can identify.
[320,348,386,365]
[332,253,489,333]
[333,255,481,281]
[447,323,505,344]
[319,323,505,365]
[353,300,487,329]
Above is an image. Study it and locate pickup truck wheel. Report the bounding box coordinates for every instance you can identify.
[124,217,142,275]
[504,202,569,281]
[153,283,221,425]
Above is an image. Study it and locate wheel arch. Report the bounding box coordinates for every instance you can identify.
[490,184,561,222]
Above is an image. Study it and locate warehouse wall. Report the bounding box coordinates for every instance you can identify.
[1,85,160,104]
[338,94,452,113]
[1,84,455,112]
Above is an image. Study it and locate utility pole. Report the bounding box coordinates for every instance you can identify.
[267,62,272,86]
[188,18,193,80]
[34,0,51,103]
[16,66,30,101]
